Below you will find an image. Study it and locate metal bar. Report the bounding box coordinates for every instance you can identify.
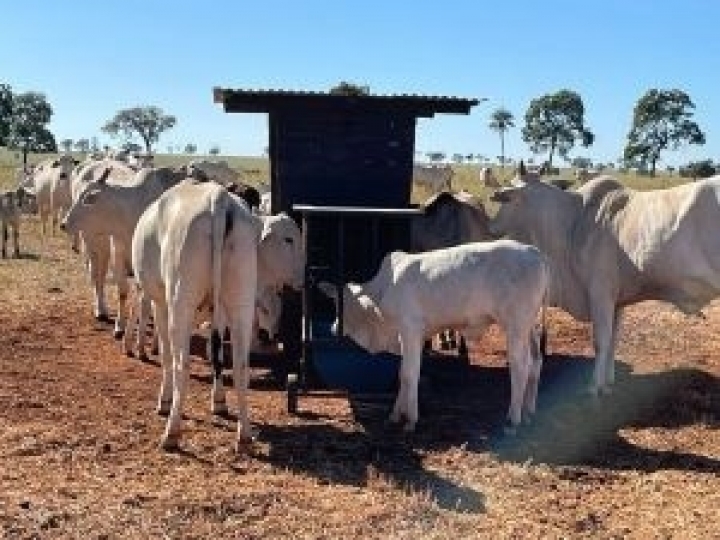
[293,204,422,217]
[300,213,311,388]
[337,215,345,338]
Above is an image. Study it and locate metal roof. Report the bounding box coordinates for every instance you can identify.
[213,87,482,117]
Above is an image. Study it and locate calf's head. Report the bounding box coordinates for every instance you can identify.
[317,281,400,355]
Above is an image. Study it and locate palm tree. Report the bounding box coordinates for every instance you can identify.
[489,108,515,169]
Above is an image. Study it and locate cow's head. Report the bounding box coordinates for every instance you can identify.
[257,212,304,290]
[60,167,113,235]
[317,281,401,355]
[489,160,574,241]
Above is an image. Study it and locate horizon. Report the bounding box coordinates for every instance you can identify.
[2,1,718,168]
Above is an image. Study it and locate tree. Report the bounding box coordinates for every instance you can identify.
[329,81,370,96]
[488,107,514,169]
[451,153,464,164]
[184,143,197,155]
[60,138,74,153]
[0,84,13,146]
[522,89,594,168]
[90,137,100,152]
[75,138,90,153]
[679,159,715,180]
[5,91,57,165]
[102,106,176,153]
[425,151,445,163]
[623,89,706,177]
[121,141,142,154]
[571,156,593,169]
[209,144,220,156]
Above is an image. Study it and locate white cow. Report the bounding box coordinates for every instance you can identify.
[318,239,549,432]
[62,160,138,326]
[25,155,76,234]
[187,159,242,186]
[0,188,33,258]
[490,161,720,395]
[413,164,454,192]
[131,181,304,451]
[61,165,188,338]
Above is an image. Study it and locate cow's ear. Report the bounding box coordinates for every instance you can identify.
[98,167,111,184]
[490,187,517,203]
[358,293,383,322]
[317,281,337,301]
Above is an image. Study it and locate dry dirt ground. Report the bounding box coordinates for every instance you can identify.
[0,220,718,539]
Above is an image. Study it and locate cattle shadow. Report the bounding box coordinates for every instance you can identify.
[124,329,720,477]
[255,422,486,514]
[358,353,720,474]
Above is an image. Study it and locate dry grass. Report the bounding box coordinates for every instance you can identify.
[0,195,718,538]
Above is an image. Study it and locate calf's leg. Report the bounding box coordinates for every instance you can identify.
[390,326,424,432]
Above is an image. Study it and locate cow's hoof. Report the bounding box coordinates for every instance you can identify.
[95,314,111,324]
[502,420,519,437]
[160,434,180,452]
[156,402,172,417]
[71,246,80,254]
[113,328,124,340]
[151,346,160,356]
[211,403,228,417]
[124,349,135,358]
[235,431,258,453]
[138,352,149,363]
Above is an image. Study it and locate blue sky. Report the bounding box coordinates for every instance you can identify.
[2,1,718,167]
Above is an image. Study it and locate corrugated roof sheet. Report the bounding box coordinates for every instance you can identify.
[213,87,483,116]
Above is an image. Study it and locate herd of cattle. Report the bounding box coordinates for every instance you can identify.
[3,153,720,452]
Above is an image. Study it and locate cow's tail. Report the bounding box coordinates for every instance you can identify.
[209,189,233,380]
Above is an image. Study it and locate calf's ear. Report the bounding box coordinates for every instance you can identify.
[317,281,337,301]
[98,167,111,184]
[358,294,384,322]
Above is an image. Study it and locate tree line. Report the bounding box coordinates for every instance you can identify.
[1,83,180,165]
[1,81,712,177]
[486,88,707,177]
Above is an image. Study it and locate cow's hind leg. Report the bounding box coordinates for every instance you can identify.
[154,301,173,417]
[522,327,544,420]
[161,304,194,451]
[229,305,256,451]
